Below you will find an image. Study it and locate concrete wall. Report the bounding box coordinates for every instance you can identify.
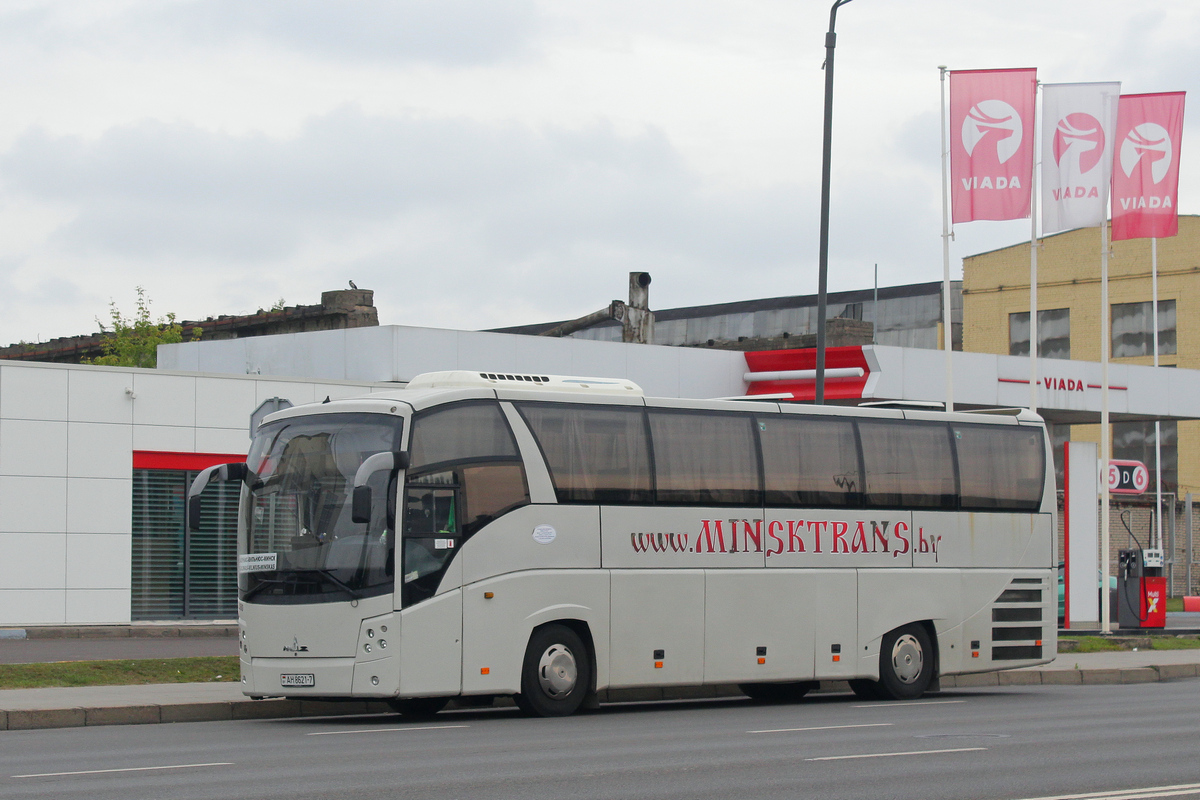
[0,360,385,626]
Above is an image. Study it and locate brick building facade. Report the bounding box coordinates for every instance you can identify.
[962,215,1200,498]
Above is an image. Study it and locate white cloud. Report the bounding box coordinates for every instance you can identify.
[1,0,1199,346]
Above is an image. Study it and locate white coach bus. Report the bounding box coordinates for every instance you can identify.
[191,371,1056,718]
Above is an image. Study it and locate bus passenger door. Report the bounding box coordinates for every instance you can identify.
[398,581,462,697]
[397,473,463,698]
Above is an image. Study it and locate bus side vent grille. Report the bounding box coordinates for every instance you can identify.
[993,607,1041,622]
[992,626,1041,641]
[993,645,1043,660]
[996,588,1042,603]
[990,579,1047,660]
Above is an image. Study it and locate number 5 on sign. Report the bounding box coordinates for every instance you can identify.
[1108,460,1149,495]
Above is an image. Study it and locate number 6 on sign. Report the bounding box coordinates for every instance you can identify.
[1108,459,1149,495]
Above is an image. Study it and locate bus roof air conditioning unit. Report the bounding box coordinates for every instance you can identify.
[406,371,644,396]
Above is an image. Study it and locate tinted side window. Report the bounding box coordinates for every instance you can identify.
[858,419,956,509]
[517,404,653,504]
[759,415,861,507]
[409,402,519,470]
[648,410,761,506]
[954,424,1045,511]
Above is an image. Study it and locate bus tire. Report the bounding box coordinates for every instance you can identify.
[387,696,450,718]
[515,624,591,718]
[876,624,933,700]
[739,681,817,704]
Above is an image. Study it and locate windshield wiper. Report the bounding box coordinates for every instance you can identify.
[242,569,364,601]
[242,576,300,601]
[300,568,364,599]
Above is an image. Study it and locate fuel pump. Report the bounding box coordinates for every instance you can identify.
[1117,548,1166,629]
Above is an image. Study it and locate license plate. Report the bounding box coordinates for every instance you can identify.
[280,673,315,687]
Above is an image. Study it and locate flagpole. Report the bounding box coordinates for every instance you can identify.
[1029,81,1040,413]
[1100,220,1112,635]
[939,65,954,412]
[1152,237,1163,552]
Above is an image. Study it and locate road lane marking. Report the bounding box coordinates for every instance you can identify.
[306,724,469,736]
[1010,783,1200,800]
[806,746,986,761]
[1042,793,1200,800]
[13,762,233,779]
[853,700,967,709]
[749,723,894,734]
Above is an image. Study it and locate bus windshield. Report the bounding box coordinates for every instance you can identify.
[240,413,404,604]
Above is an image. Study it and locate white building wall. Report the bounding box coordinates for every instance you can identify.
[159,324,749,400]
[0,360,386,626]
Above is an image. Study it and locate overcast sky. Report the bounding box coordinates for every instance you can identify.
[2,0,1198,346]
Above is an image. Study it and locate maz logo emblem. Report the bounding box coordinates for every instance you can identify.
[283,637,309,653]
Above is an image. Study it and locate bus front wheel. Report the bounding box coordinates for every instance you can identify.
[875,624,933,700]
[515,624,591,717]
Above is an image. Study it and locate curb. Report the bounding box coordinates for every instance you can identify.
[3,664,1197,732]
[0,625,238,640]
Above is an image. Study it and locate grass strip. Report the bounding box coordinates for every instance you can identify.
[0,656,240,690]
[1061,635,1200,654]
[1150,636,1200,650]
[1069,636,1125,653]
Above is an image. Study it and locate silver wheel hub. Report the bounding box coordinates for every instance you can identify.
[537,643,578,698]
[890,633,924,684]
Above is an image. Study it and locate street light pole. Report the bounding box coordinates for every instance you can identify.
[815,0,854,405]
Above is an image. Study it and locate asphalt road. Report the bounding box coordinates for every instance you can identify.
[3,680,1199,800]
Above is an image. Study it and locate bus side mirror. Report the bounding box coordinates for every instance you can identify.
[351,485,373,524]
[350,451,408,525]
[187,461,250,531]
[188,495,203,532]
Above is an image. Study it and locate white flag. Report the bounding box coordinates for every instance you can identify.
[1041,82,1120,233]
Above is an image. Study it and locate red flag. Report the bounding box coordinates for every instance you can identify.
[1111,92,1186,240]
[950,68,1037,223]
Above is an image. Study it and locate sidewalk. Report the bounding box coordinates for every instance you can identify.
[2,649,1197,732]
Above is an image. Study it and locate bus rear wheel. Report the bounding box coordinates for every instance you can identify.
[875,624,933,700]
[387,696,450,718]
[739,681,817,704]
[515,624,591,718]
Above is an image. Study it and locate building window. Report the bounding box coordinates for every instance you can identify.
[1112,300,1176,357]
[1112,421,1177,493]
[131,453,242,620]
[1009,309,1070,359]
